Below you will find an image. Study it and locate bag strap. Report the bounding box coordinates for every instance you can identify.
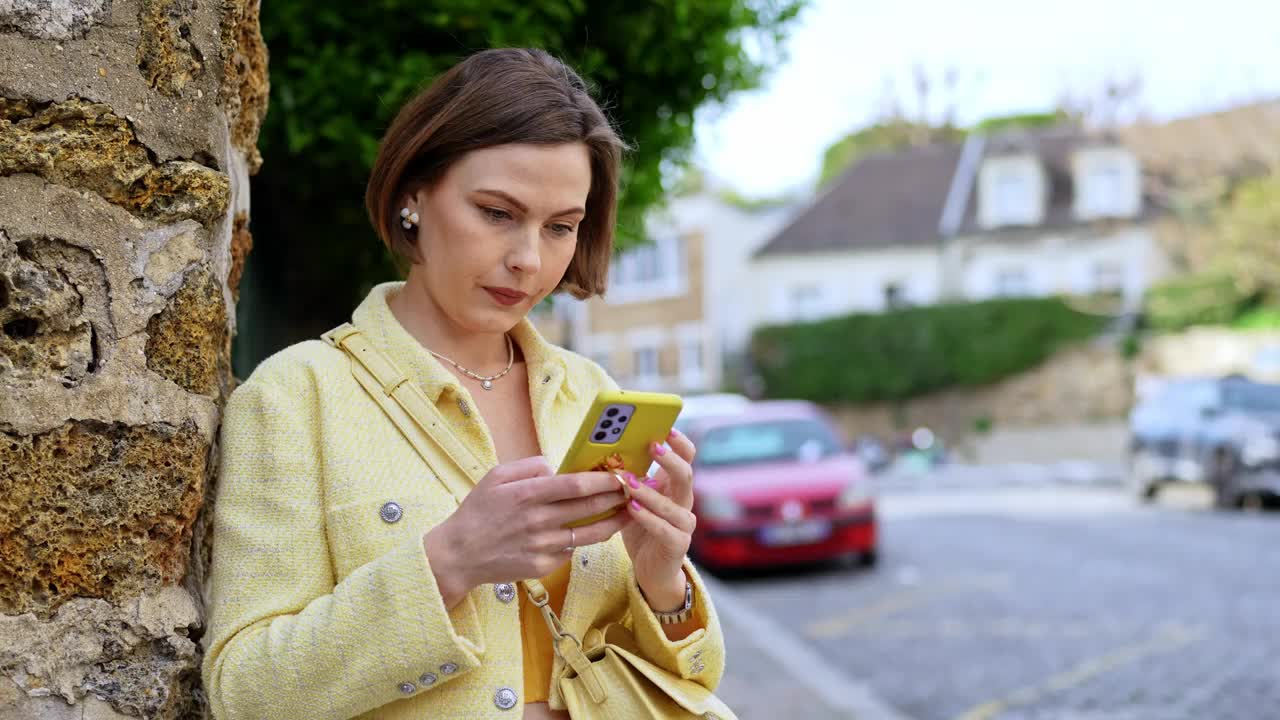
[321,322,608,702]
[321,322,481,501]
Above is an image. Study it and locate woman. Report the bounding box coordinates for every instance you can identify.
[200,48,725,719]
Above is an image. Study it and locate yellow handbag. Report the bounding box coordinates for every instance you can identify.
[521,577,737,719]
[321,323,738,719]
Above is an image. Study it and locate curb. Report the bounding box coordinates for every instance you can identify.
[701,570,913,720]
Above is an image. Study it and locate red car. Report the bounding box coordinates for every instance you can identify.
[683,400,878,571]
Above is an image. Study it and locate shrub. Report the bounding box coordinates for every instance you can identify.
[749,297,1108,404]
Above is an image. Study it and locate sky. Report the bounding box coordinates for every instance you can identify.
[693,0,1280,196]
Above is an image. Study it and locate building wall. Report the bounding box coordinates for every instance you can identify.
[956,225,1164,309]
[749,246,943,324]
[582,229,712,392]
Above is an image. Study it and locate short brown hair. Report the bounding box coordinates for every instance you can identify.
[365,48,626,299]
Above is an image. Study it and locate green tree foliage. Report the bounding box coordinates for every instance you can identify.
[1214,170,1280,301]
[749,297,1108,404]
[240,0,803,369]
[817,111,1073,189]
[817,121,961,188]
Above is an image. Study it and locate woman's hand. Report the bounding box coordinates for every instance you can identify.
[423,455,630,608]
[620,429,698,612]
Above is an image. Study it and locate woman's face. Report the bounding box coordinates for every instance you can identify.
[407,142,592,333]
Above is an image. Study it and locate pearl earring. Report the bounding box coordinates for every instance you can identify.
[400,207,419,230]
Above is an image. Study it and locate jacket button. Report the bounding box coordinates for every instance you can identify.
[494,583,516,603]
[379,501,403,523]
[397,681,416,694]
[440,662,459,675]
[419,672,437,686]
[494,686,518,710]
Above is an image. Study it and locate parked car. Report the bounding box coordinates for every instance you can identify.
[682,400,877,571]
[1129,375,1280,508]
[673,392,751,434]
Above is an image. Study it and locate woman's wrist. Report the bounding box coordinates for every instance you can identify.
[423,522,472,609]
[637,566,689,613]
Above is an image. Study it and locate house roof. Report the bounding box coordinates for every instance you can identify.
[754,142,963,257]
[950,125,1153,236]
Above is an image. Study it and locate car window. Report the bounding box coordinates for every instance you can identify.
[1222,381,1280,413]
[696,419,842,468]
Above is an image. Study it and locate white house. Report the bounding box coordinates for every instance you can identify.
[750,125,1168,328]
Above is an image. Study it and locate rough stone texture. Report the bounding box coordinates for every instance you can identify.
[0,230,99,388]
[0,420,208,617]
[0,0,264,715]
[0,175,220,439]
[226,211,251,301]
[0,0,113,41]
[136,0,203,98]
[0,98,229,226]
[0,586,200,716]
[218,0,267,173]
[831,342,1135,450]
[145,269,227,396]
[1137,327,1280,382]
[0,0,231,167]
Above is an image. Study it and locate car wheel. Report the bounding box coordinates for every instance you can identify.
[858,549,878,568]
[1210,448,1239,510]
[1127,450,1159,502]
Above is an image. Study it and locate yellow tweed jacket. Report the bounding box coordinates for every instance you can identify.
[200,281,725,719]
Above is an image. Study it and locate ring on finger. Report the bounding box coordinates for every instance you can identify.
[563,526,576,552]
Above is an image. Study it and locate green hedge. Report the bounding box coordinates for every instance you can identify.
[749,297,1108,404]
[1142,272,1256,332]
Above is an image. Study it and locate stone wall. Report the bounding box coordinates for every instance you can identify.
[828,328,1280,458]
[0,1,266,717]
[828,341,1135,455]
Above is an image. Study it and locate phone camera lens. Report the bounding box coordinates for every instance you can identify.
[611,427,621,435]
[600,419,613,429]
[605,408,620,417]
[617,416,628,423]
[593,431,607,442]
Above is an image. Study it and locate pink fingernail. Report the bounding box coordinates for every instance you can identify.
[653,443,667,456]
[628,476,639,489]
[669,428,681,439]
[623,471,636,482]
[643,476,657,486]
[631,500,642,511]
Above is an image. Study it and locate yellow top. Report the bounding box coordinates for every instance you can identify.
[200,281,725,719]
[520,560,571,703]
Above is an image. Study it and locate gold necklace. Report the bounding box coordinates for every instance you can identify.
[428,333,514,390]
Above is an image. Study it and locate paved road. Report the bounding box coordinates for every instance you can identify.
[712,483,1280,720]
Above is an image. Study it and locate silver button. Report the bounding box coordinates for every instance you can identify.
[494,686,518,710]
[494,583,516,603]
[440,662,459,675]
[419,672,437,686]
[542,375,551,384]
[379,502,403,523]
[398,681,416,694]
[457,398,471,417]
[580,555,589,567]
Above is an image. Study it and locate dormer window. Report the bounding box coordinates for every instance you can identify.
[978,155,1046,228]
[1073,148,1140,220]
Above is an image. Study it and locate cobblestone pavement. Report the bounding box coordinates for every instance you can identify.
[711,483,1280,720]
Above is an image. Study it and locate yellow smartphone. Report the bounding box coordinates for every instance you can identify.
[560,390,683,528]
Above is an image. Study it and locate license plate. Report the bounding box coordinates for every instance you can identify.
[759,519,832,547]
